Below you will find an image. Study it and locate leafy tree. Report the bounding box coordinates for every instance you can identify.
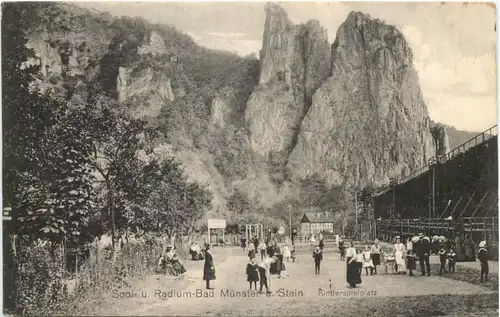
[227,189,251,215]
[3,3,95,244]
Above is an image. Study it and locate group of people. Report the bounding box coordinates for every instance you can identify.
[245,238,296,294]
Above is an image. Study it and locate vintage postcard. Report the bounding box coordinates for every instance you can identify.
[2,1,497,316]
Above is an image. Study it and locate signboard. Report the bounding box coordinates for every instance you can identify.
[207,219,226,229]
[278,226,285,235]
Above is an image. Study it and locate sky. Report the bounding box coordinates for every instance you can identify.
[77,1,497,132]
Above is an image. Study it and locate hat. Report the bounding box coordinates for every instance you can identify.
[166,244,173,249]
[374,239,379,244]
[418,232,424,236]
[411,236,420,243]
[423,236,430,242]
[439,236,446,242]
[479,241,487,248]
[432,235,440,241]
[395,235,401,239]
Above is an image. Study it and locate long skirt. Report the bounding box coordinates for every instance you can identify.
[395,251,406,272]
[346,257,362,286]
[371,253,381,266]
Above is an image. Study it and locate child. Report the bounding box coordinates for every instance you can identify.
[355,249,364,276]
[406,249,417,276]
[312,246,323,275]
[246,257,259,290]
[248,248,256,260]
[447,248,457,273]
[258,256,273,294]
[291,246,296,263]
[478,241,489,282]
[362,245,374,275]
[339,239,346,261]
[438,246,447,274]
[384,252,396,274]
[258,241,267,261]
[282,244,291,263]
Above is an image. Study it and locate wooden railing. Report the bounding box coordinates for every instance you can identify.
[374,125,498,197]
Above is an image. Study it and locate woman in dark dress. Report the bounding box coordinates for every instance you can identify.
[346,241,362,288]
[203,244,216,289]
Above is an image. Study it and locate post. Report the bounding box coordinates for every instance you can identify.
[289,204,292,242]
[431,165,436,218]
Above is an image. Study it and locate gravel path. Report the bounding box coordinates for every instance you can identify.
[96,247,497,316]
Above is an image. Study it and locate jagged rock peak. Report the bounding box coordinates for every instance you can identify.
[264,2,293,27]
[333,11,414,68]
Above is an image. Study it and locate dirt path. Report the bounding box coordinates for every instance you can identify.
[98,247,497,316]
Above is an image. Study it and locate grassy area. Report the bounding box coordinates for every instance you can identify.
[427,263,498,291]
[211,293,499,317]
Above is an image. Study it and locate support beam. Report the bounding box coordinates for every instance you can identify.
[470,191,490,218]
[458,193,476,218]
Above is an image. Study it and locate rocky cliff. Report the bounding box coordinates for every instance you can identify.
[19,2,452,220]
[251,8,440,187]
[245,3,331,157]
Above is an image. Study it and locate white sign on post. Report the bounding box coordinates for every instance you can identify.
[208,219,226,229]
[207,219,226,246]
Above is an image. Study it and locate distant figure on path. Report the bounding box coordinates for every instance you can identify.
[258,255,274,294]
[319,233,324,250]
[258,241,267,260]
[346,241,362,288]
[203,244,216,289]
[464,234,475,261]
[478,241,489,282]
[253,236,260,253]
[362,245,374,275]
[339,238,346,261]
[406,249,416,276]
[313,246,323,275]
[282,244,291,262]
[417,234,431,276]
[370,239,382,274]
[393,237,406,274]
[246,257,259,290]
[248,248,256,260]
[241,236,247,251]
[438,246,448,274]
[447,248,457,273]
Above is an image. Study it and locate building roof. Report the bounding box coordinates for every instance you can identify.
[301,212,335,223]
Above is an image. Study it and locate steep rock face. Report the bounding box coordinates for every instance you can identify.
[431,124,451,156]
[288,12,436,186]
[138,30,167,56]
[211,87,239,128]
[116,65,175,118]
[245,3,331,157]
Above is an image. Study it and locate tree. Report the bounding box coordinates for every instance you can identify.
[227,189,251,215]
[3,3,95,244]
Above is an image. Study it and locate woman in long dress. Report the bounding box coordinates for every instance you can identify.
[203,244,216,289]
[166,245,187,276]
[346,241,362,288]
[370,239,382,274]
[282,244,291,262]
[393,237,407,274]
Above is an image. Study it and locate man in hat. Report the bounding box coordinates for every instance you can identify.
[416,233,431,276]
[478,240,489,282]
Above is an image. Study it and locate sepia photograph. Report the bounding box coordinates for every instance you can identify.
[2,1,498,316]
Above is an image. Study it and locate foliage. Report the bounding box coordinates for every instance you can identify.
[297,173,346,211]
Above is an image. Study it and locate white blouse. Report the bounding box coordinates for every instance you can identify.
[345,247,356,258]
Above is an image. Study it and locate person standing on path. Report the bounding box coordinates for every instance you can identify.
[241,236,247,251]
[362,245,374,275]
[319,232,324,250]
[464,234,476,262]
[346,241,362,288]
[258,241,267,261]
[393,237,407,274]
[478,241,489,282]
[339,238,346,261]
[417,234,431,276]
[312,246,323,275]
[253,236,260,253]
[370,239,381,274]
[246,257,259,290]
[203,244,216,289]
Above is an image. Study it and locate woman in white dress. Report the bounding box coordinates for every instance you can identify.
[282,244,291,262]
[393,237,407,274]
